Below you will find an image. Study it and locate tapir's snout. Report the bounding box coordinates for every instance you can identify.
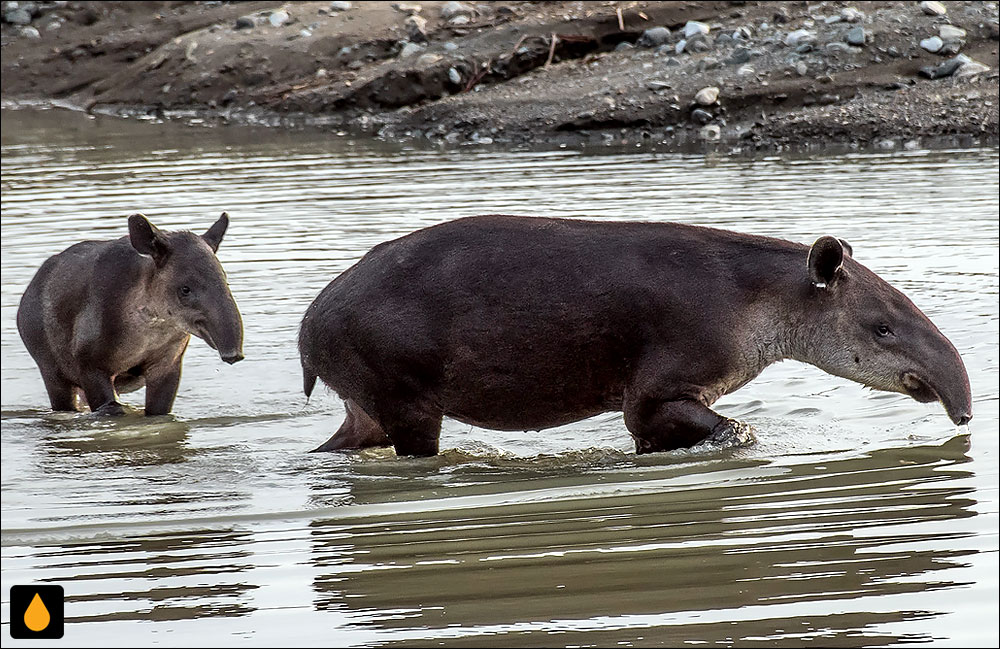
[222,351,244,365]
[901,335,973,427]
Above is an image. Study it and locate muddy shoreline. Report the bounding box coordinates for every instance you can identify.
[3,1,999,152]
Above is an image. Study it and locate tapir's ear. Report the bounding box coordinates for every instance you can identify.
[129,213,169,264]
[202,212,228,253]
[807,236,846,288]
[838,238,853,257]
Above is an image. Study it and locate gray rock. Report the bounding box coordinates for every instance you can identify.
[954,56,990,77]
[615,41,634,52]
[737,64,755,76]
[405,14,427,42]
[846,25,868,46]
[795,43,815,54]
[938,40,963,55]
[449,14,470,25]
[675,39,687,54]
[920,1,947,16]
[440,1,473,20]
[876,139,896,150]
[399,41,424,57]
[416,52,441,66]
[784,29,815,46]
[691,108,714,124]
[939,24,966,40]
[715,33,732,45]
[330,1,352,10]
[234,16,254,30]
[637,26,671,48]
[918,55,966,79]
[20,24,39,38]
[269,10,289,27]
[904,139,921,150]
[448,67,461,84]
[696,57,720,71]
[4,8,32,25]
[840,7,864,22]
[647,79,671,91]
[694,86,719,105]
[699,124,721,140]
[684,20,710,38]
[685,33,712,53]
[920,35,943,52]
[826,41,852,53]
[825,15,843,25]
[728,47,751,65]
[795,60,808,75]
[443,41,459,51]
[733,26,752,40]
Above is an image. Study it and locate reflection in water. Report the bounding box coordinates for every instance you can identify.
[307,437,975,647]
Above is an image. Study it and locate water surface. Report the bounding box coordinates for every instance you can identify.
[1,109,997,647]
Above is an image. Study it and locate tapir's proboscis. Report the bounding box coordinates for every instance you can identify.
[300,215,973,457]
[17,213,244,416]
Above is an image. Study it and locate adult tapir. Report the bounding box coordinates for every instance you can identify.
[299,215,972,457]
[17,213,244,415]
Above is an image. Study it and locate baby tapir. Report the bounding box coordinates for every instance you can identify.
[299,215,972,457]
[17,213,244,415]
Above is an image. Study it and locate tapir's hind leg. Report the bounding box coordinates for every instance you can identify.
[41,369,80,412]
[624,395,746,454]
[312,399,392,452]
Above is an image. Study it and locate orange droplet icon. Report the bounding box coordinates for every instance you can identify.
[24,592,51,632]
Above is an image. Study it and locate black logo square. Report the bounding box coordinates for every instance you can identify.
[9,585,64,639]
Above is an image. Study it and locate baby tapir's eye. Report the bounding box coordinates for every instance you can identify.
[179,285,191,297]
[876,324,892,337]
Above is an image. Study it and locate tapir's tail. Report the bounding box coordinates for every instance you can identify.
[303,367,318,400]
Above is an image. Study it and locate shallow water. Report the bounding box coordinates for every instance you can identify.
[1,109,997,647]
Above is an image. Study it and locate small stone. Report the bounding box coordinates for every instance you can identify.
[784,29,815,46]
[825,15,843,25]
[938,40,963,55]
[826,41,852,53]
[399,41,424,57]
[316,68,328,78]
[795,43,814,54]
[637,26,670,48]
[685,33,712,53]
[919,55,966,79]
[405,14,427,42]
[733,26,752,40]
[876,139,896,150]
[954,58,990,77]
[449,14,470,25]
[904,139,921,150]
[234,16,254,30]
[20,25,40,38]
[691,108,714,124]
[448,67,461,84]
[392,3,422,15]
[416,52,441,66]
[846,26,867,46]
[939,24,966,40]
[684,21,710,38]
[920,35,943,52]
[795,60,808,75]
[728,47,751,65]
[443,41,459,51]
[615,41,634,52]
[675,39,687,55]
[694,86,720,105]
[440,1,473,20]
[269,10,289,27]
[647,79,671,91]
[920,1,947,16]
[699,124,721,141]
[840,7,864,23]
[4,8,31,25]
[737,64,755,76]
[329,1,351,10]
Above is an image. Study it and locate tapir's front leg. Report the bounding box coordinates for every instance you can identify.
[80,369,123,416]
[624,396,747,454]
[144,359,183,416]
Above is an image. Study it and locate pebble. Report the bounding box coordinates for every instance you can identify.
[876,139,896,150]
[920,1,947,16]
[399,41,424,57]
[269,10,289,27]
[728,47,751,65]
[939,24,966,40]
[685,33,712,52]
[449,15,470,25]
[694,86,720,105]
[416,52,441,66]
[920,35,943,52]
[674,39,687,54]
[4,8,31,25]
[699,124,721,141]
[443,41,459,51]
[448,67,461,84]
[904,139,921,150]
[737,64,755,76]
[647,80,671,91]
[405,14,428,42]
[234,16,254,30]
[826,41,852,53]
[733,26,752,40]
[840,7,864,22]
[440,1,473,20]
[20,24,39,38]
[954,57,990,77]
[938,40,963,55]
[846,26,867,46]
[918,55,966,79]
[615,41,634,52]
[784,29,815,46]
[691,108,714,124]
[795,60,808,75]
[684,20,710,38]
[329,1,351,10]
[637,26,671,48]
[393,3,422,15]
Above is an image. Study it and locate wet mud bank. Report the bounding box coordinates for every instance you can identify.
[3,1,999,151]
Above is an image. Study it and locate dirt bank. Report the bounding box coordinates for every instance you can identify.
[3,1,998,151]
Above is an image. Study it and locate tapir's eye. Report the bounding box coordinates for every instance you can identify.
[876,324,892,337]
[179,285,191,297]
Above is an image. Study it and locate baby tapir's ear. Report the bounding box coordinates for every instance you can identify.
[129,213,169,265]
[807,235,847,288]
[202,212,229,253]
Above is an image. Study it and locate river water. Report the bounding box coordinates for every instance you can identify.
[1,109,997,647]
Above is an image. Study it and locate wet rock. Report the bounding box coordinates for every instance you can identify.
[694,86,719,105]
[920,36,943,53]
[691,108,714,124]
[329,1,352,10]
[399,41,424,57]
[4,8,32,25]
[728,47,751,65]
[234,16,254,30]
[684,20,710,38]
[440,1,473,20]
[405,14,427,42]
[939,25,966,40]
[684,33,712,53]
[448,67,461,84]
[699,124,721,141]
[269,10,290,27]
[637,26,671,48]
[784,29,815,47]
[937,40,963,55]
[846,26,868,46]
[840,7,864,23]
[918,55,967,79]
[920,1,947,16]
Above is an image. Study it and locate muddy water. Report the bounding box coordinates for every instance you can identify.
[1,109,997,647]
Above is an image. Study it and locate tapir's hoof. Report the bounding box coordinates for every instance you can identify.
[707,419,757,447]
[93,401,126,416]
